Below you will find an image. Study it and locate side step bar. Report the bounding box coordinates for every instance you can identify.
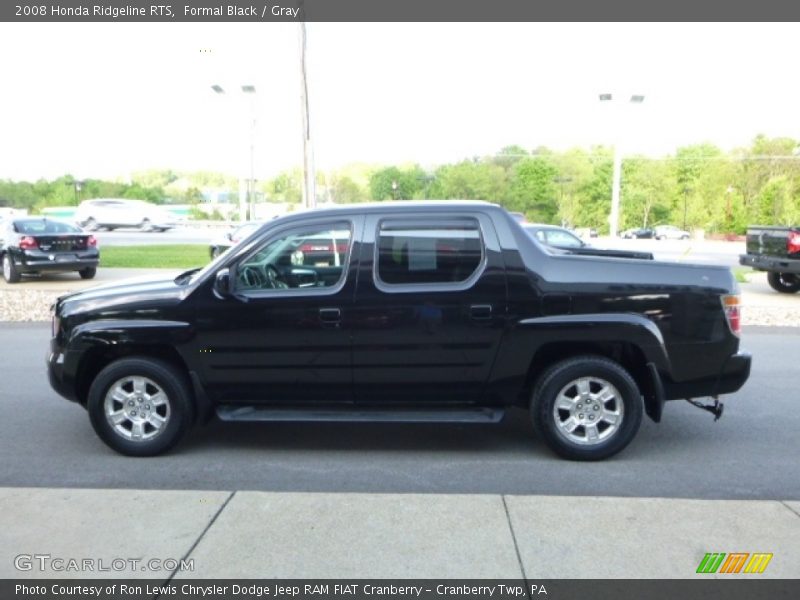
[216,405,505,424]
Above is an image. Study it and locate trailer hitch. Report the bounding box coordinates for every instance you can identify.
[686,396,724,421]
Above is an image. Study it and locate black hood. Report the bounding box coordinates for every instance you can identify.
[56,272,189,318]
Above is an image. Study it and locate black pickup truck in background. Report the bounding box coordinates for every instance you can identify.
[739,225,800,293]
[47,202,751,461]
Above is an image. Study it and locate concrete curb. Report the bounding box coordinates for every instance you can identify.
[2,488,798,580]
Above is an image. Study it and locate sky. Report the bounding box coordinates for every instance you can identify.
[1,22,799,183]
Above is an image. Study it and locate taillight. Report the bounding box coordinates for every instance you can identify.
[788,231,800,254]
[87,235,97,247]
[721,294,741,337]
[19,236,38,249]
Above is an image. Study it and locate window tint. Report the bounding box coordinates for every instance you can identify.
[237,221,351,292]
[543,229,583,248]
[377,218,483,285]
[14,220,82,234]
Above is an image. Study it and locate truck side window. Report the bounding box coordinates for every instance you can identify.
[376,218,483,285]
[237,221,352,292]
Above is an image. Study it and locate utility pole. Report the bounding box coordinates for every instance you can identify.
[299,22,316,209]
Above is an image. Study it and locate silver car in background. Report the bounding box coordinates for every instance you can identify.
[75,199,176,232]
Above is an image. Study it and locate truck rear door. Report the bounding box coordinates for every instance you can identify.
[351,211,508,405]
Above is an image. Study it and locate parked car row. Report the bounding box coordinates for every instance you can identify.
[620,225,690,240]
[524,223,653,260]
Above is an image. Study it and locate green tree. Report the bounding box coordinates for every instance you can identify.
[508,157,558,222]
[369,165,426,200]
[574,149,613,232]
[428,160,508,202]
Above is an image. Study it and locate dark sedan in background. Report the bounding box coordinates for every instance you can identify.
[620,227,655,239]
[1,218,99,283]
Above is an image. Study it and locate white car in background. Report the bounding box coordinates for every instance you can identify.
[75,199,176,232]
[654,224,691,240]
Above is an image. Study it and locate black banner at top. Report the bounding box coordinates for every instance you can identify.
[2,0,800,23]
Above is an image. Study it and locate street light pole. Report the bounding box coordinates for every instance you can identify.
[299,22,316,209]
[242,85,257,221]
[212,84,257,221]
[599,93,644,238]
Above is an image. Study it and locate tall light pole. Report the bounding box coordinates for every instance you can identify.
[242,85,257,220]
[212,84,257,221]
[299,22,316,209]
[599,93,644,238]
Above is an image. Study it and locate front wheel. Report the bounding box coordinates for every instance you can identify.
[79,267,97,279]
[530,356,643,461]
[767,271,800,294]
[2,254,20,283]
[87,358,194,456]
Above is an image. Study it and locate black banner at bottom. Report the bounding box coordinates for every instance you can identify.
[3,579,799,600]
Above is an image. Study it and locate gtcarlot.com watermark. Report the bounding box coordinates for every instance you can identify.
[14,553,194,573]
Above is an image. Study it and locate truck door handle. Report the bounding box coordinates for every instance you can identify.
[470,304,492,320]
[319,307,341,323]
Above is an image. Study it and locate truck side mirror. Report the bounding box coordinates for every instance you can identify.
[214,268,232,297]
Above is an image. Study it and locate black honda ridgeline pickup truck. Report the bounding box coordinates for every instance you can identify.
[47,202,751,460]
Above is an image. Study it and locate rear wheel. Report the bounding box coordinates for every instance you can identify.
[87,358,194,456]
[531,356,643,461]
[79,267,97,280]
[2,254,20,283]
[140,219,153,232]
[84,218,98,231]
[767,271,800,294]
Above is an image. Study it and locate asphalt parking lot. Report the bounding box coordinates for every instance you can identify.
[1,322,798,501]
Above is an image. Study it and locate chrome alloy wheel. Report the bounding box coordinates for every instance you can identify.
[552,376,624,446]
[104,376,171,442]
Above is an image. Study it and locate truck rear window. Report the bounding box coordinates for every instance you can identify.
[376,218,483,285]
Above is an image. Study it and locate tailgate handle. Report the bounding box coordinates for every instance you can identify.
[319,307,341,323]
[470,304,492,320]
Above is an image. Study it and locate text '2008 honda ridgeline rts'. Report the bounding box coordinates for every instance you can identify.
[47,202,751,460]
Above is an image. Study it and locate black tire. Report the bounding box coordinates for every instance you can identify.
[2,253,20,283]
[78,267,97,280]
[87,357,194,456]
[767,271,800,294]
[530,356,643,461]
